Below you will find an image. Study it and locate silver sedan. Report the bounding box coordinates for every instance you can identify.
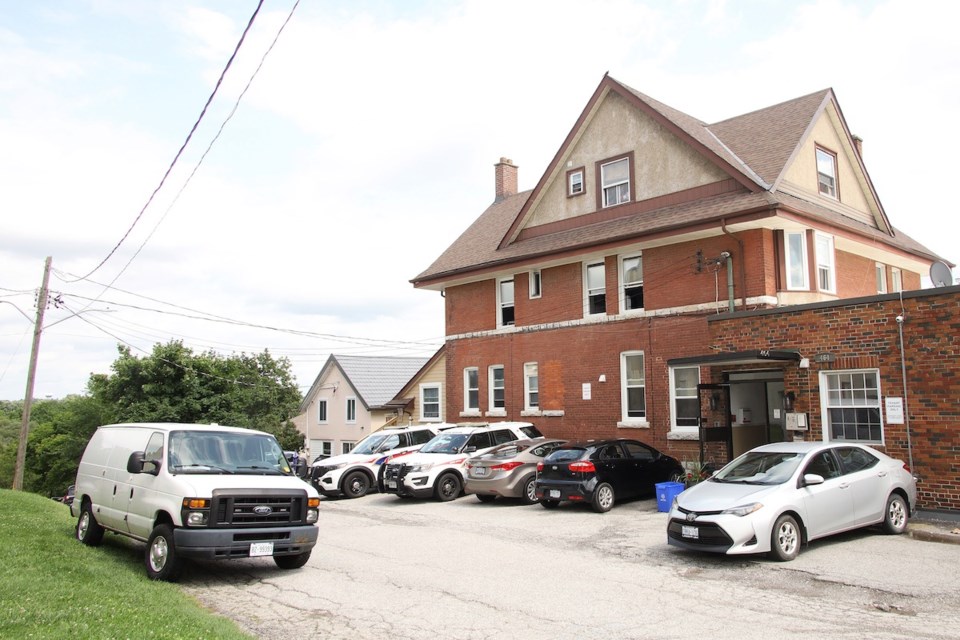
[667,441,917,561]
[465,438,566,504]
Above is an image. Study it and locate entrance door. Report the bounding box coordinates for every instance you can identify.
[697,384,732,467]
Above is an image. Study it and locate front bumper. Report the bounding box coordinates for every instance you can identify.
[173,524,318,560]
[381,464,435,498]
[666,506,767,555]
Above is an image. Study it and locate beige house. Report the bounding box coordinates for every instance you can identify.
[293,349,445,461]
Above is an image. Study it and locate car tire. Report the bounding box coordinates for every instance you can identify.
[881,493,909,534]
[342,470,371,499]
[274,550,312,570]
[539,499,560,509]
[476,494,497,503]
[519,475,538,505]
[435,473,462,502]
[146,524,183,581]
[769,514,801,561]
[591,482,615,513]
[76,502,104,547]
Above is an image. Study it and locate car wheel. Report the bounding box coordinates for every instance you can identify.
[881,493,909,534]
[274,550,312,570]
[476,494,497,503]
[519,475,538,505]
[539,499,560,509]
[342,471,371,498]
[146,524,183,581]
[769,514,801,561]
[591,482,615,513]
[435,473,462,502]
[76,502,104,546]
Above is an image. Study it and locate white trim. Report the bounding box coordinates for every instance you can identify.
[529,270,542,299]
[784,230,809,290]
[669,365,700,432]
[463,367,479,411]
[488,364,505,412]
[523,362,539,411]
[875,262,887,294]
[497,277,515,328]
[419,383,442,422]
[568,169,584,196]
[815,232,836,294]
[345,397,357,424]
[620,351,646,422]
[891,267,903,292]
[818,369,884,445]
[618,253,644,314]
[316,398,328,424]
[601,157,630,207]
[583,261,606,317]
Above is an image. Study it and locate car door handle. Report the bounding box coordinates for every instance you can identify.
[839,482,850,489]
[877,471,888,477]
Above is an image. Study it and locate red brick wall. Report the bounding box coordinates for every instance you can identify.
[709,287,960,512]
[446,280,495,334]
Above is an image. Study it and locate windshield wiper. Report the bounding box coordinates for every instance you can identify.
[235,465,282,474]
[175,464,233,474]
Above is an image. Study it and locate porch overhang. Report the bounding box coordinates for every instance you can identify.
[667,350,802,367]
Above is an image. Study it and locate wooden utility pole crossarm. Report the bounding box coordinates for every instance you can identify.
[13,256,52,490]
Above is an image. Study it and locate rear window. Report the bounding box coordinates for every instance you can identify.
[520,425,544,438]
[409,429,435,446]
[544,447,587,463]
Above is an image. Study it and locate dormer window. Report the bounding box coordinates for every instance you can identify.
[600,156,630,207]
[816,147,838,199]
[567,167,585,197]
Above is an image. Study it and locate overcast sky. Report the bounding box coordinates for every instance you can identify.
[1,0,958,401]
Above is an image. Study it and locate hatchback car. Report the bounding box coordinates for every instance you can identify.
[465,439,567,504]
[666,441,917,561]
[535,439,684,513]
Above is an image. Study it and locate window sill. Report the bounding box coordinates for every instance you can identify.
[419,418,443,423]
[459,410,482,418]
[667,430,700,441]
[541,410,565,417]
[521,410,543,417]
[485,409,507,418]
[617,420,650,429]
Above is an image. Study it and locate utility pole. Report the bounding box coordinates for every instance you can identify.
[13,256,52,490]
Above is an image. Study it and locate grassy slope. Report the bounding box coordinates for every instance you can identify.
[0,489,254,639]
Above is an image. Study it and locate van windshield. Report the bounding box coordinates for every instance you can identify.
[168,430,292,475]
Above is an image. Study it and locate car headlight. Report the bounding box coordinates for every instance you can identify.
[722,502,763,517]
[408,463,433,472]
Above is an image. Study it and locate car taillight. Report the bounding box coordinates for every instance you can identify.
[902,463,912,473]
[491,461,523,472]
[568,461,596,473]
[537,462,544,471]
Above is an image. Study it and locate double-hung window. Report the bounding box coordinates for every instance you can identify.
[670,366,700,430]
[317,399,328,423]
[420,384,441,421]
[567,167,584,197]
[600,156,630,207]
[464,368,479,411]
[498,278,515,327]
[489,365,505,411]
[891,268,902,292]
[585,261,606,315]
[816,147,838,199]
[815,232,836,293]
[821,370,883,444]
[620,352,646,421]
[346,397,357,424]
[524,362,539,410]
[342,442,354,454]
[529,270,541,299]
[876,263,887,294]
[784,231,809,290]
[620,254,644,311]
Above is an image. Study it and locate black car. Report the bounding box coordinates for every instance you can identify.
[535,439,684,512]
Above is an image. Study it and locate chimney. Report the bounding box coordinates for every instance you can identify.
[494,157,517,201]
[852,135,863,159]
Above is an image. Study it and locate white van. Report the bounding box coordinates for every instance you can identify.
[71,423,320,581]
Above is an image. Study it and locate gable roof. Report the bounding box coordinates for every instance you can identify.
[412,75,944,287]
[299,354,430,413]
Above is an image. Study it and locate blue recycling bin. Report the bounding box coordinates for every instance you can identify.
[655,481,685,512]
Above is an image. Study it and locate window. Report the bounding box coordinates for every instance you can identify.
[489,365,505,410]
[784,231,809,290]
[314,440,332,457]
[421,384,441,421]
[670,366,700,429]
[816,147,838,198]
[620,254,644,311]
[466,432,493,451]
[876,263,887,294]
[620,352,646,420]
[492,429,517,445]
[585,261,606,315]
[317,399,328,423]
[623,441,655,461]
[821,370,883,444]
[815,233,836,293]
[529,270,541,299]
[498,278,515,327]
[346,397,357,423]
[524,362,539,410]
[341,441,354,454]
[600,156,630,207]
[567,167,584,196]
[891,267,902,292]
[464,368,479,411]
[410,429,435,446]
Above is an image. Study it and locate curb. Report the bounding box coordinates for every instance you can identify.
[908,525,960,546]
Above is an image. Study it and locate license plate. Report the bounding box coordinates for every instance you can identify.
[473,467,488,477]
[681,525,699,540]
[549,490,560,499]
[249,542,274,557]
[386,481,397,489]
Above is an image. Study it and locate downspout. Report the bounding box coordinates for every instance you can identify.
[721,219,747,311]
[720,252,734,313]
[896,314,915,473]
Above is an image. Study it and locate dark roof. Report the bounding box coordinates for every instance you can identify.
[299,354,429,412]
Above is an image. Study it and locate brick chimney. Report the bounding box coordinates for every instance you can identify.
[494,157,517,201]
[852,134,863,159]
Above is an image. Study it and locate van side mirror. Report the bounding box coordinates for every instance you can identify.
[127,451,160,476]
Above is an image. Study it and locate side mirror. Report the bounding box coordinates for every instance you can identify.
[802,473,824,487]
[463,446,477,453]
[127,451,145,474]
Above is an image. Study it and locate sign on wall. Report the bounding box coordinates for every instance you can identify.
[885,397,905,424]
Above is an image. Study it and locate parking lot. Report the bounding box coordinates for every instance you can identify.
[181,493,960,639]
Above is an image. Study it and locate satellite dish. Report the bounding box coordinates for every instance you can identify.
[930,261,953,287]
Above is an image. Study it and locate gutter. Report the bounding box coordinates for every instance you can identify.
[721,219,747,310]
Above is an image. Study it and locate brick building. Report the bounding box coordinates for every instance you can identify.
[412,74,954,510]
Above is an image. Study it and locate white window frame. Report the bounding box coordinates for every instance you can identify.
[420,383,441,421]
[784,231,809,290]
[341,441,355,454]
[601,157,630,207]
[464,367,479,411]
[346,397,357,424]
[568,169,584,196]
[488,365,505,413]
[619,351,647,425]
[815,232,836,293]
[619,253,644,313]
[669,366,700,431]
[317,399,328,423]
[316,440,332,458]
[584,261,607,316]
[876,263,887,294]
[816,147,838,199]
[529,270,541,299]
[497,277,515,327]
[891,267,903,292]
[819,369,883,444]
[523,362,539,411]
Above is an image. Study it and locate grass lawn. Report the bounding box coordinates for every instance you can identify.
[0,489,254,639]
